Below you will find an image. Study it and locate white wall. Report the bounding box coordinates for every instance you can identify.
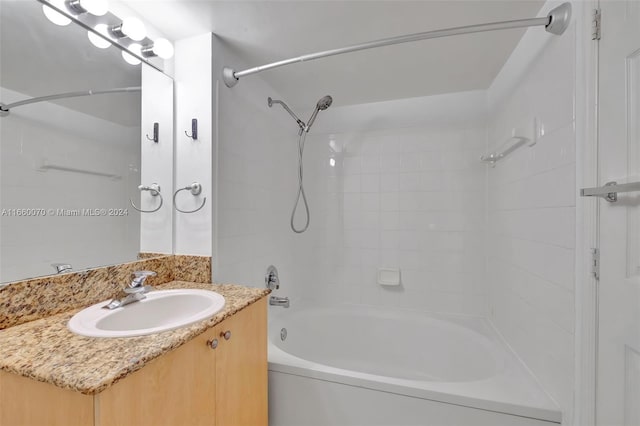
[486,1,577,421]
[294,92,488,315]
[139,66,174,254]
[212,36,300,291]
[174,34,213,256]
[0,87,140,282]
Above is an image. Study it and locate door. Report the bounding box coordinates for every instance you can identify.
[96,330,217,426]
[597,1,640,425]
[215,297,268,426]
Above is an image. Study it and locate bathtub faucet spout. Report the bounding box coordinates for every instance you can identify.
[270,296,290,308]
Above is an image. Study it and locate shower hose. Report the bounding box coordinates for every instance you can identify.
[291,130,310,233]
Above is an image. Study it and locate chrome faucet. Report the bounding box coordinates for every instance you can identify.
[265,265,289,308]
[103,270,157,310]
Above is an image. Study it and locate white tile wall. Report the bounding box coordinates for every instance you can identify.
[214,90,488,314]
[486,3,577,421]
[297,93,489,316]
[0,88,140,282]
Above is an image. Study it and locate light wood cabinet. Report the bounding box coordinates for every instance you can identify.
[213,297,268,426]
[0,297,267,426]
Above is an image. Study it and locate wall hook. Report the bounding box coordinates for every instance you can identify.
[184,118,198,140]
[173,182,206,213]
[145,122,159,143]
[130,183,163,213]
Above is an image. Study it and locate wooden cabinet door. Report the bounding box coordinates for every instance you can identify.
[96,330,218,426]
[214,298,267,426]
[0,371,94,426]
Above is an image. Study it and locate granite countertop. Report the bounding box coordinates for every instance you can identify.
[0,281,269,395]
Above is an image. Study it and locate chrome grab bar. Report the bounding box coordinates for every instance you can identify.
[580,181,640,202]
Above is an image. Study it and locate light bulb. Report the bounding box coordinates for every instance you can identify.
[79,0,108,16]
[120,17,146,41]
[42,0,71,26]
[87,24,111,48]
[122,43,141,65]
[152,38,174,59]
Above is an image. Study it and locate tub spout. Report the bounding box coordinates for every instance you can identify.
[270,296,290,308]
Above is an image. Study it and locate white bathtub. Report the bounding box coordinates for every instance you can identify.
[268,304,561,426]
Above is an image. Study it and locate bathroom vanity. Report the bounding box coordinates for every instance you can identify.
[0,282,268,426]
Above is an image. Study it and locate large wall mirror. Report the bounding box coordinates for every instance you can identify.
[0,1,174,284]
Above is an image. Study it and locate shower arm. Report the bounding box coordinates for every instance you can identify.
[269,98,306,129]
[0,87,142,117]
[223,2,571,88]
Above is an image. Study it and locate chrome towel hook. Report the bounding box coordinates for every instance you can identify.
[145,122,159,143]
[173,182,206,213]
[130,183,163,213]
[184,118,198,140]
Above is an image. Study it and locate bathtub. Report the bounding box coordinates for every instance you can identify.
[268,304,561,426]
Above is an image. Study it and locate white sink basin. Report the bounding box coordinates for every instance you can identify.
[68,289,225,338]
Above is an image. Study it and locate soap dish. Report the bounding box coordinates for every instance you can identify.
[377,268,401,286]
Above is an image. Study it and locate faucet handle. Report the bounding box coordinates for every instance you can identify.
[130,270,157,288]
[52,263,72,274]
[265,265,280,290]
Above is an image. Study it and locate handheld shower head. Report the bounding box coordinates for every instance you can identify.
[317,95,333,110]
[306,95,333,131]
[268,95,333,133]
[267,95,333,234]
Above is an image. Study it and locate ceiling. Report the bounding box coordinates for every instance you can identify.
[0,1,141,126]
[125,0,545,109]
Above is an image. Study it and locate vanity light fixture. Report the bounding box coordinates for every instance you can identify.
[87,24,112,48]
[141,38,174,59]
[110,17,146,41]
[66,0,109,16]
[37,0,171,70]
[42,0,71,26]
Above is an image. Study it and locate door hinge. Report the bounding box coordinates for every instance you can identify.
[591,248,600,280]
[592,8,601,40]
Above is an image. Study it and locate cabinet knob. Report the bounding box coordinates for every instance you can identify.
[221,330,231,340]
[207,338,219,349]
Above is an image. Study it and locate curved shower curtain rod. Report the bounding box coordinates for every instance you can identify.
[223,2,571,88]
[0,87,142,117]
